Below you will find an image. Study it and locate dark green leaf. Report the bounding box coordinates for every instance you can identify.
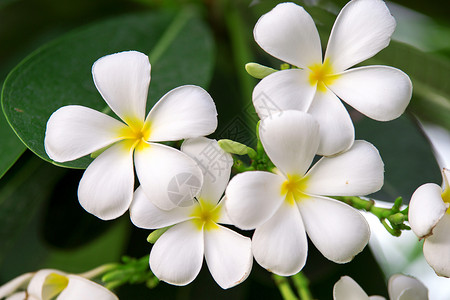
[0,108,25,178]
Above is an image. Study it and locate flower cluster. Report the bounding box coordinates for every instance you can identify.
[39,0,423,295]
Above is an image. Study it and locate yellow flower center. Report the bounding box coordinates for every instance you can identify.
[442,187,450,214]
[190,198,221,231]
[42,273,69,300]
[118,117,151,152]
[307,59,338,92]
[280,174,309,205]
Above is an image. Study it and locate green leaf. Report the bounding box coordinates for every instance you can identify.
[1,8,214,169]
[0,108,25,178]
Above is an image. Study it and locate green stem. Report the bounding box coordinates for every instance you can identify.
[77,263,119,280]
[291,273,313,300]
[272,274,298,300]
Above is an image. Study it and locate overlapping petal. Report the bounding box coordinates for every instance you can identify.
[134,142,203,210]
[388,274,428,300]
[333,276,372,300]
[78,141,134,220]
[259,110,319,176]
[305,140,384,196]
[44,105,127,162]
[181,137,232,203]
[252,70,316,119]
[307,90,354,155]
[254,2,321,68]
[27,270,66,300]
[325,0,396,72]
[0,273,33,299]
[252,202,308,276]
[150,222,204,286]
[298,195,369,263]
[57,275,118,300]
[225,171,285,230]
[408,183,447,238]
[329,66,412,121]
[146,85,217,142]
[130,187,193,229]
[204,225,252,289]
[92,51,150,123]
[423,213,450,277]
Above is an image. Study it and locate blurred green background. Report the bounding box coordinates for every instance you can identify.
[0,0,449,298]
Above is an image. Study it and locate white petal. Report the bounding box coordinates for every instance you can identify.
[204,226,252,289]
[57,275,118,300]
[130,186,192,229]
[252,69,316,120]
[423,213,450,277]
[388,274,428,300]
[6,292,30,300]
[259,110,319,176]
[27,269,66,300]
[92,51,150,122]
[298,196,370,263]
[150,221,204,285]
[408,183,447,239]
[333,276,370,300]
[307,90,354,156]
[78,141,134,220]
[252,202,307,276]
[254,2,322,68]
[329,66,412,121]
[44,105,127,162]
[147,85,217,142]
[305,140,384,196]
[369,296,386,300]
[225,171,285,230]
[216,197,233,225]
[0,273,33,299]
[134,142,203,210]
[324,0,396,71]
[181,137,233,204]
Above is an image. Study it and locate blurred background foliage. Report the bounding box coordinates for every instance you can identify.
[0,0,449,299]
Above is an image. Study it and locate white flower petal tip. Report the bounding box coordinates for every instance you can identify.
[408,183,447,239]
[147,85,218,142]
[204,226,253,289]
[44,105,126,163]
[423,213,450,278]
[330,66,412,121]
[298,196,370,264]
[259,110,320,176]
[306,140,384,197]
[388,274,428,300]
[92,51,150,122]
[150,222,204,286]
[58,275,119,300]
[325,0,396,71]
[254,2,321,68]
[333,276,371,300]
[78,141,135,220]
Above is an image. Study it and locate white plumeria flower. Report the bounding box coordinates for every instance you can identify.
[252,0,412,156]
[129,137,253,289]
[225,111,384,276]
[0,269,118,300]
[333,274,428,300]
[45,51,218,220]
[408,168,450,277]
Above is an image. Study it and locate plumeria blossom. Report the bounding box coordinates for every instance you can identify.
[45,51,218,220]
[408,168,450,277]
[129,137,252,289]
[252,0,412,155]
[333,274,428,300]
[0,269,118,300]
[225,111,384,276]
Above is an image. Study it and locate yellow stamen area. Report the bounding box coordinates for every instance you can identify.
[442,188,450,214]
[307,59,338,92]
[190,198,221,231]
[117,117,152,152]
[281,174,309,205]
[42,273,69,300]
